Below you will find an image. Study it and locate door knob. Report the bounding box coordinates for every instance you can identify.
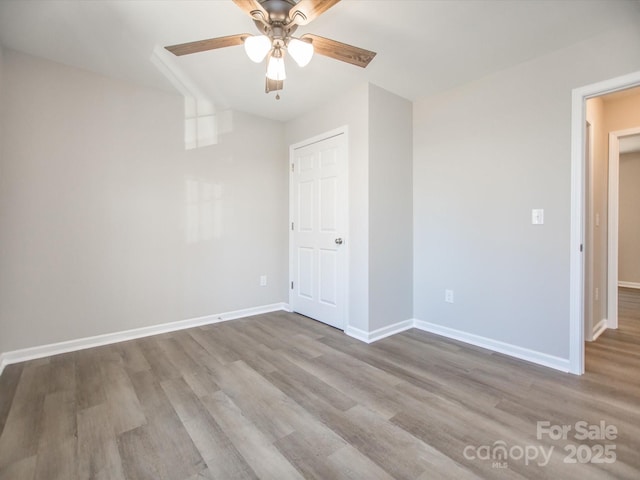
[335,238,343,245]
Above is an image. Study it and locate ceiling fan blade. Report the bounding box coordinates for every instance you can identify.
[289,0,341,26]
[233,0,269,22]
[301,34,376,68]
[165,34,248,56]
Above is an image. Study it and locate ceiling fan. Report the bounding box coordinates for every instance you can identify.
[165,0,376,98]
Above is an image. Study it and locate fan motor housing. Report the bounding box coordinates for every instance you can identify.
[260,0,296,23]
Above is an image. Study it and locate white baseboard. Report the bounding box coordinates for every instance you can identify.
[0,303,289,375]
[591,318,608,341]
[345,319,414,344]
[618,281,640,289]
[412,319,572,373]
[0,308,574,377]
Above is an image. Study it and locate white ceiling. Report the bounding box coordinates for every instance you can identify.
[1,0,639,122]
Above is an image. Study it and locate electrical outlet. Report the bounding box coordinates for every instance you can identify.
[445,289,454,303]
[260,275,267,287]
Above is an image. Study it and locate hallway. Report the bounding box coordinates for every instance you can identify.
[586,287,640,374]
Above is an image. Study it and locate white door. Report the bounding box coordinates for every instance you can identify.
[290,131,347,329]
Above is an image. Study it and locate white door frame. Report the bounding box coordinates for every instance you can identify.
[289,126,349,329]
[608,126,640,331]
[569,70,640,375]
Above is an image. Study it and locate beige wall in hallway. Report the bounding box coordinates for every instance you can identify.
[619,151,640,285]
[602,90,640,289]
[585,97,608,338]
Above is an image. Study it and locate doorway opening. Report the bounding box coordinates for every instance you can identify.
[570,72,640,374]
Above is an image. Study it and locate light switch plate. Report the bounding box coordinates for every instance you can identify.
[532,209,544,225]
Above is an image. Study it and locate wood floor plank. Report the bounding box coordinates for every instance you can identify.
[101,360,146,435]
[263,358,358,413]
[38,390,76,448]
[155,336,202,375]
[117,425,164,480]
[75,349,108,410]
[160,377,258,479]
[77,404,126,480]
[145,413,206,479]
[188,328,243,366]
[0,363,50,470]
[324,445,398,480]
[118,411,205,480]
[47,352,76,394]
[117,341,152,374]
[136,338,181,382]
[33,436,77,480]
[205,360,298,442]
[172,331,225,374]
[202,390,304,480]
[276,347,415,419]
[128,369,176,421]
[0,363,24,437]
[204,323,281,376]
[330,404,475,480]
[0,455,36,480]
[181,369,220,399]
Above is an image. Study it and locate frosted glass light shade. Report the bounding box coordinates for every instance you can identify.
[244,35,271,63]
[266,55,286,80]
[288,38,314,67]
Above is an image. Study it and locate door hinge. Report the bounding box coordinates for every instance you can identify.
[291,222,294,231]
[291,163,294,173]
[580,244,583,252]
[291,281,294,290]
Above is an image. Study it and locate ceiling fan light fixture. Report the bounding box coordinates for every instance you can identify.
[266,54,286,81]
[244,34,271,63]
[287,38,314,67]
[166,0,377,97]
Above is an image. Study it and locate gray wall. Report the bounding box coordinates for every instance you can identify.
[413,25,640,360]
[368,85,413,330]
[0,50,288,353]
[619,151,640,285]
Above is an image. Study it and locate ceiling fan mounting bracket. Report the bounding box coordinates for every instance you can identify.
[260,0,293,23]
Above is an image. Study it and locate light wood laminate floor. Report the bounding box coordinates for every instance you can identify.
[0,289,639,479]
